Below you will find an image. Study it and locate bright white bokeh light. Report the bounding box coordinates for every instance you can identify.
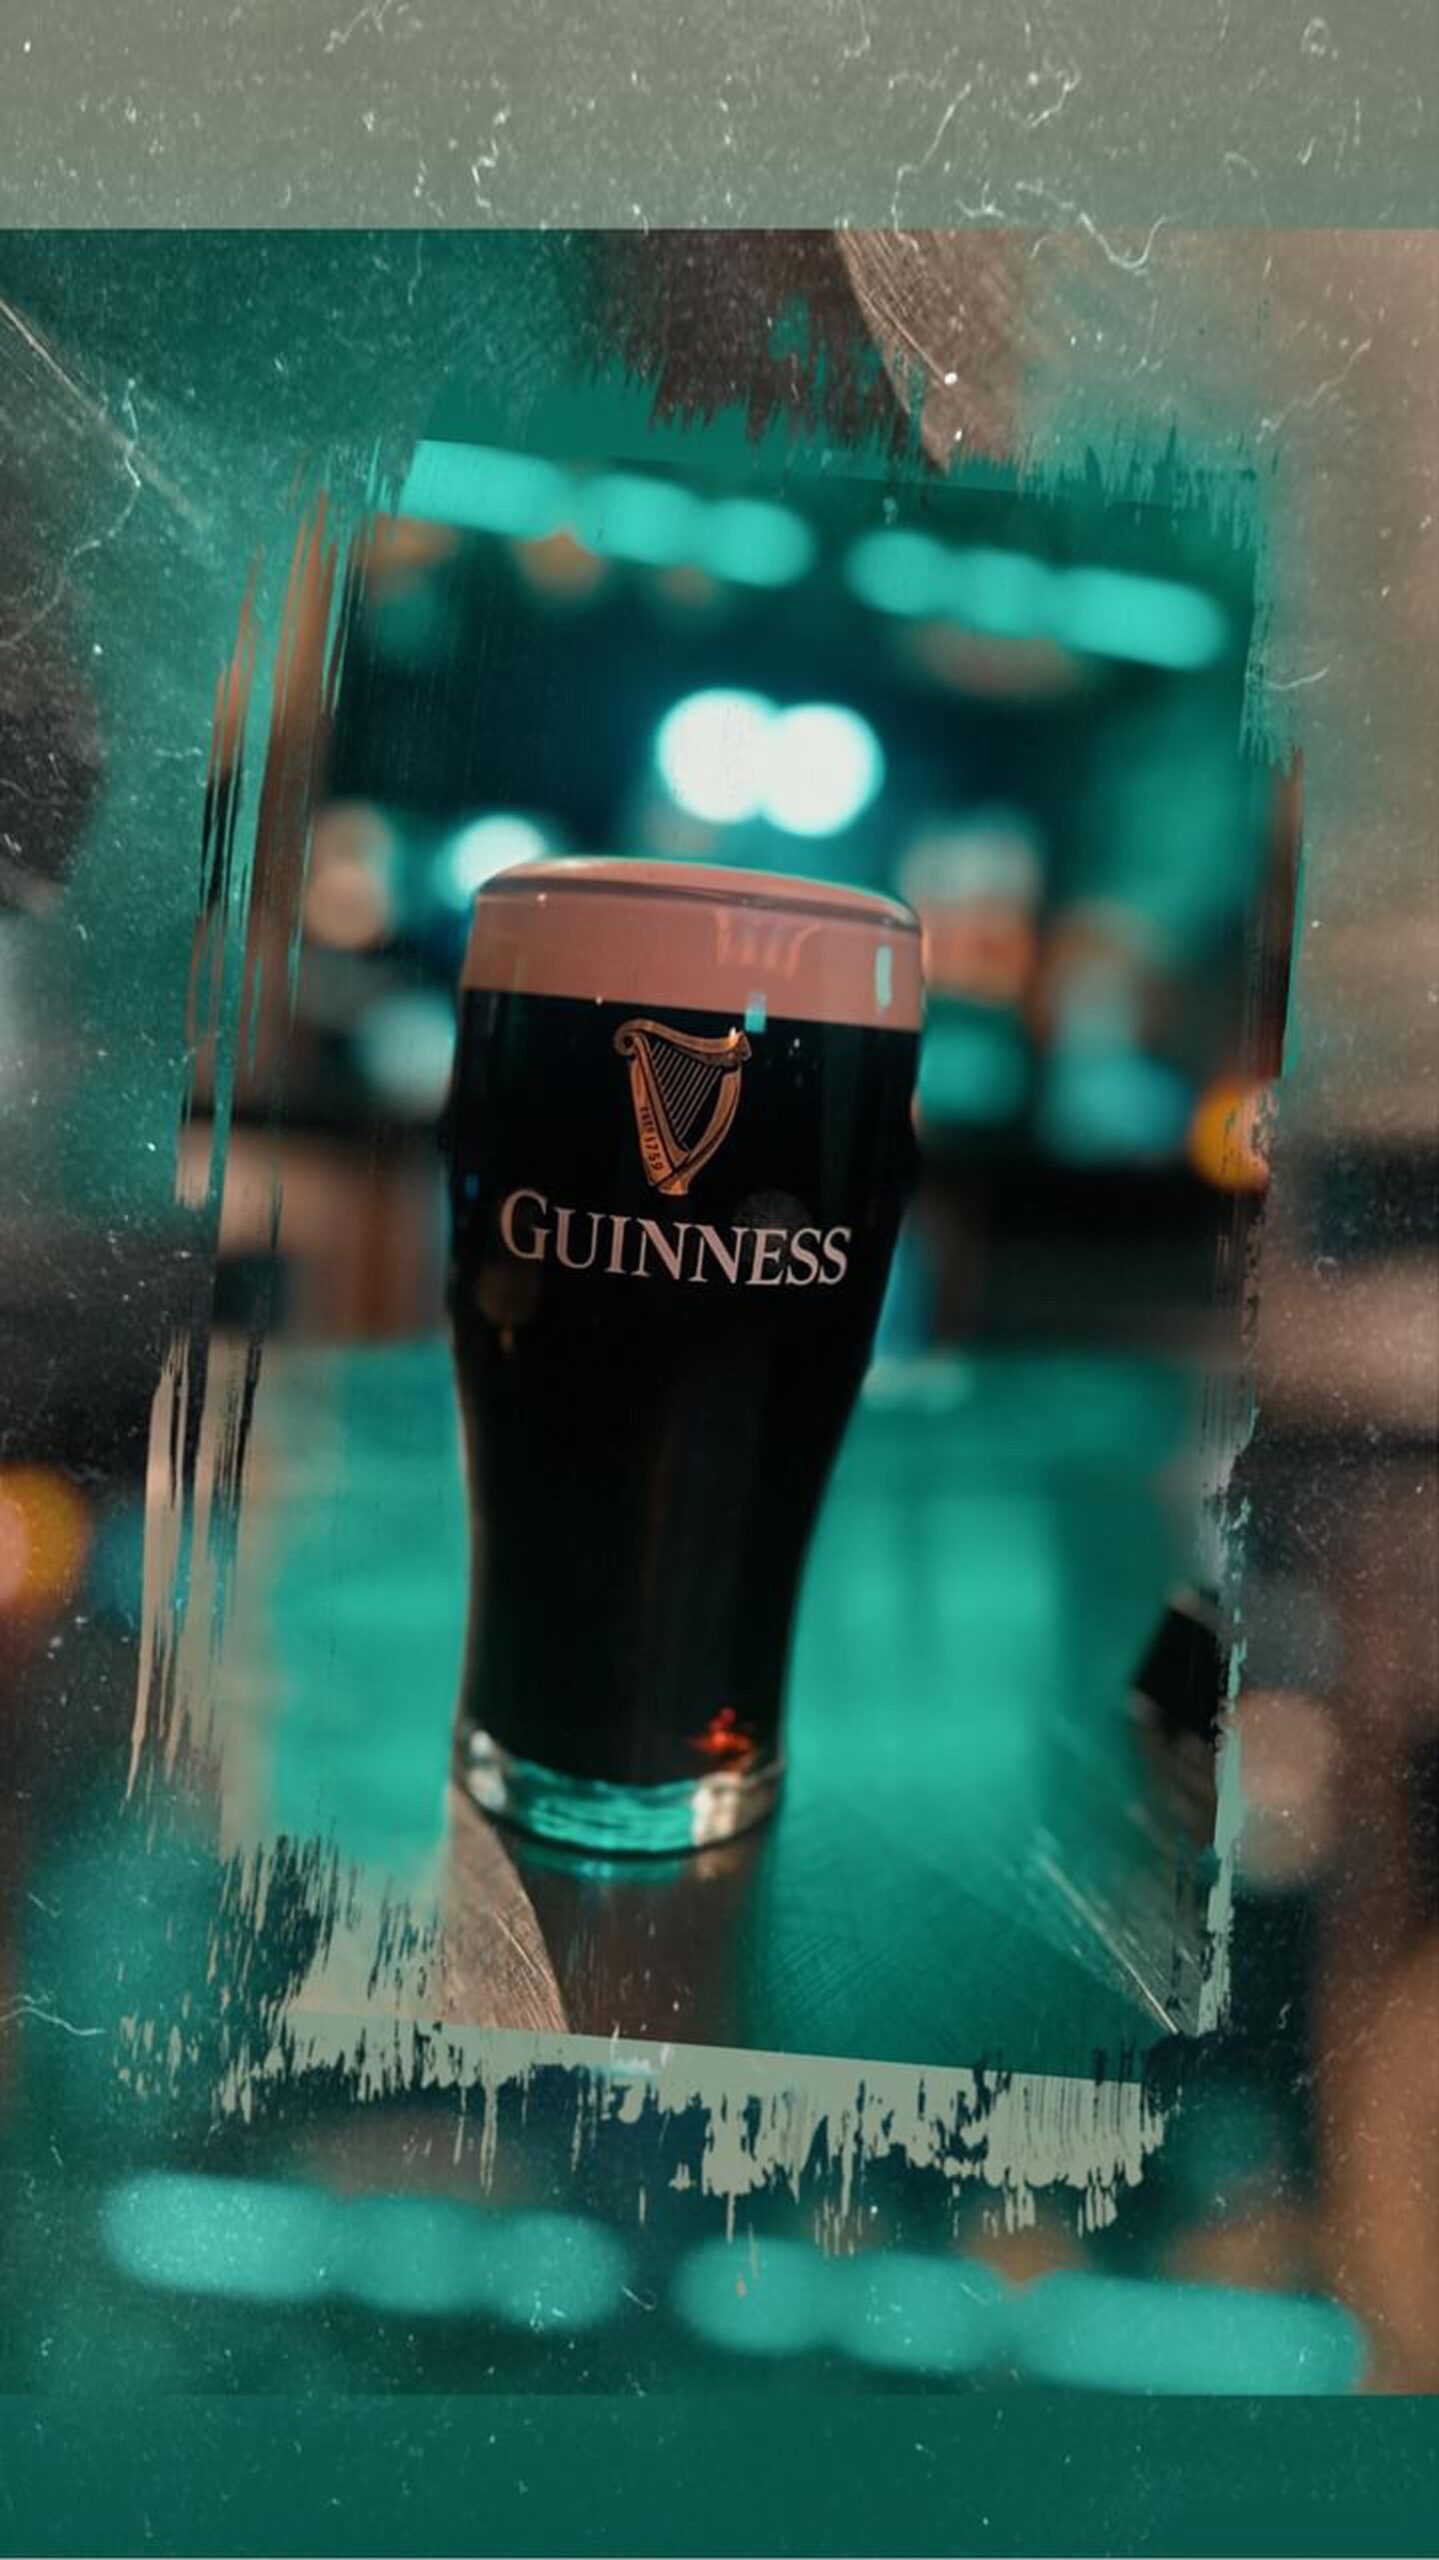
[655,690,774,824]
[441,813,551,904]
[759,704,884,838]
[656,693,884,836]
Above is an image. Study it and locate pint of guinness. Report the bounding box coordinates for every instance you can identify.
[447,858,923,1853]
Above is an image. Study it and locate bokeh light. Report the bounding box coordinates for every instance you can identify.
[400,440,569,541]
[571,472,704,569]
[0,1467,91,1613]
[303,802,398,951]
[758,703,884,837]
[672,2237,833,2357]
[302,858,391,951]
[1005,2271,1366,2394]
[101,2174,333,2305]
[1056,567,1230,671]
[701,498,815,589]
[100,2178,632,2330]
[1189,1076,1273,1192]
[844,528,1230,670]
[845,528,950,618]
[837,2252,1010,2375]
[1037,1051,1194,1164]
[1234,1686,1342,1889]
[440,812,552,905]
[512,530,610,602]
[353,991,457,1118]
[945,546,1053,637]
[655,689,773,824]
[918,1016,1032,1123]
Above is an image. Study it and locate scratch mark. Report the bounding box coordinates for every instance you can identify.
[1077,210,1172,274]
[0,296,197,524]
[1031,1855,1182,2035]
[469,84,511,211]
[324,0,393,49]
[1258,338,1373,440]
[1128,293,1164,379]
[1011,189,1173,274]
[0,292,102,419]
[1263,665,1332,692]
[837,0,871,61]
[0,1998,103,2039]
[0,378,146,656]
[1014,60,1081,130]
[890,83,975,236]
[1221,153,1275,278]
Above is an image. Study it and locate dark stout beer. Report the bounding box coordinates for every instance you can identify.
[447,859,922,1853]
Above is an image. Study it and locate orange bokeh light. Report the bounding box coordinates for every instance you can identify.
[1188,1078,1273,1192]
[693,1704,755,1765]
[512,532,609,600]
[919,904,1038,1007]
[0,1468,91,1614]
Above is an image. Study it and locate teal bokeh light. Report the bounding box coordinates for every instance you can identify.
[945,546,1054,637]
[100,2174,334,2305]
[101,2176,633,2331]
[1036,1050,1194,1164]
[400,439,569,541]
[1055,568,1230,670]
[837,2253,1011,2375]
[353,989,457,1117]
[845,527,950,617]
[400,442,819,591]
[440,812,552,903]
[701,497,815,588]
[343,2200,629,2327]
[478,2210,633,2332]
[673,2241,1366,2391]
[674,2238,1010,2375]
[1007,2272,1368,2395]
[571,471,704,568]
[674,2238,831,2357]
[844,529,1230,670]
[918,1011,1032,1124]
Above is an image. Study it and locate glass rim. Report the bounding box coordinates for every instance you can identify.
[477,855,920,938]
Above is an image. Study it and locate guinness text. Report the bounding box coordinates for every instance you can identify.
[499,1189,852,1287]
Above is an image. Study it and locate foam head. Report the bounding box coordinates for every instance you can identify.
[462,858,924,1033]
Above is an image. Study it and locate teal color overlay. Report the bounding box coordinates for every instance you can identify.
[0,2396,1433,2558]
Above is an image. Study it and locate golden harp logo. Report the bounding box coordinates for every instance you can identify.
[614,1018,752,1197]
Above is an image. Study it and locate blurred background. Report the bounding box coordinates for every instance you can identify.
[193,404,1283,1351]
[0,228,1433,2404]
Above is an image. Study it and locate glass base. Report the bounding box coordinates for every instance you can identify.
[460,1728,784,1857]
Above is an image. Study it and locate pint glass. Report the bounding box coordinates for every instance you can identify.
[447,858,922,1853]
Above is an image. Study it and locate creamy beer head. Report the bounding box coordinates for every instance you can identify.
[462,857,924,1034]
